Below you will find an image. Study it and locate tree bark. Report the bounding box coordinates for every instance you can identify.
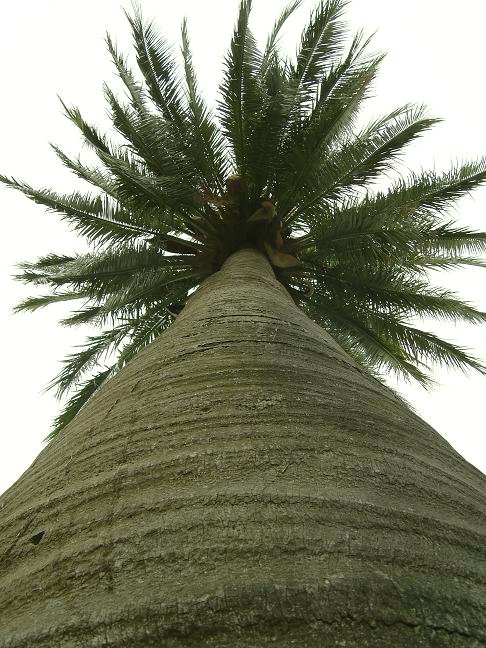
[0,248,485,647]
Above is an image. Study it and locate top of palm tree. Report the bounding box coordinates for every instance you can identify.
[2,0,486,439]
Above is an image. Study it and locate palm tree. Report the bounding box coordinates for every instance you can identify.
[0,1,485,645]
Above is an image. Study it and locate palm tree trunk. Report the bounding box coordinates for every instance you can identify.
[0,248,484,647]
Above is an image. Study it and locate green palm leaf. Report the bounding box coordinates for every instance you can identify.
[261,0,303,78]
[0,177,152,244]
[48,367,113,440]
[181,21,230,194]
[125,6,187,132]
[288,0,348,114]
[218,0,263,184]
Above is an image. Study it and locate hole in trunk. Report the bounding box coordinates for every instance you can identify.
[29,531,45,545]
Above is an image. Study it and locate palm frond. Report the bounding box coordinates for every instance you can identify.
[383,320,486,376]
[306,296,431,384]
[0,176,153,245]
[15,247,196,297]
[244,63,289,197]
[125,6,187,133]
[218,0,263,183]
[47,366,114,441]
[261,0,303,77]
[59,99,112,154]
[315,266,486,323]
[105,32,146,112]
[50,144,119,197]
[406,255,486,272]
[47,307,173,437]
[288,0,348,112]
[181,19,229,193]
[383,160,486,219]
[277,50,384,216]
[60,305,105,327]
[61,93,199,217]
[289,105,440,222]
[48,325,130,397]
[102,83,191,182]
[14,291,86,313]
[115,309,171,366]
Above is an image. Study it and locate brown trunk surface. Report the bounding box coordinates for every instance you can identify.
[0,249,485,647]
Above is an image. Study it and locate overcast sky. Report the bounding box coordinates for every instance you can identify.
[1,0,485,495]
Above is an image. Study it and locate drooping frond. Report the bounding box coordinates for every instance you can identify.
[48,325,131,398]
[304,292,486,384]
[48,366,113,440]
[1,1,485,437]
[317,266,486,324]
[0,176,152,245]
[47,308,173,440]
[14,291,87,313]
[15,247,202,299]
[295,168,486,270]
[306,295,432,384]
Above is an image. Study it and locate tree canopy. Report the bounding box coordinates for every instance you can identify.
[2,0,486,438]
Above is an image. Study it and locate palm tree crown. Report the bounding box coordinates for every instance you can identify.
[2,0,486,438]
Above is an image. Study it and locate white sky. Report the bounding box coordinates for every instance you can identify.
[0,0,485,495]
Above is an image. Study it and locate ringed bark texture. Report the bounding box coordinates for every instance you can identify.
[0,249,485,647]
